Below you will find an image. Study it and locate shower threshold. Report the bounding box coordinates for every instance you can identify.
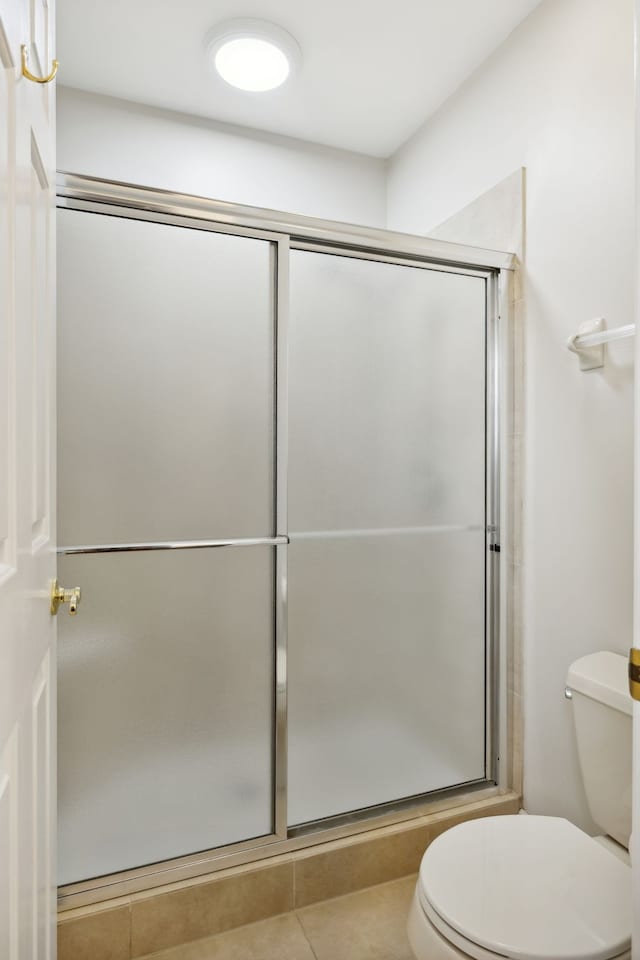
[58,780,503,910]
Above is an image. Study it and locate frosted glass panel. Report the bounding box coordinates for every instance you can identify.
[57,209,274,545]
[288,532,486,825]
[288,251,487,825]
[288,252,485,532]
[57,548,274,884]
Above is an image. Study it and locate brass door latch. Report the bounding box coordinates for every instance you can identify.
[629,648,640,702]
[50,579,81,616]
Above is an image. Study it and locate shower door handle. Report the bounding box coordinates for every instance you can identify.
[50,579,82,615]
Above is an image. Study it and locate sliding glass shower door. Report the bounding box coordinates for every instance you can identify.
[287,251,488,825]
[57,209,278,884]
[56,177,500,898]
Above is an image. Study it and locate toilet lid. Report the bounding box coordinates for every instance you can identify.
[419,816,631,960]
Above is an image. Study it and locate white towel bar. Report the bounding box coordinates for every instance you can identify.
[567,318,635,370]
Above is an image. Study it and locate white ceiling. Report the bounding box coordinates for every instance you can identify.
[57,0,542,157]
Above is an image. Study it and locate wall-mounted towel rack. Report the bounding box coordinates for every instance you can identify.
[567,318,635,370]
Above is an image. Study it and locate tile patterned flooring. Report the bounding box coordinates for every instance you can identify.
[140,874,417,960]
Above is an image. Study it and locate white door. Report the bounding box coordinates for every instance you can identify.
[633,669,640,957]
[634,7,640,958]
[0,0,57,958]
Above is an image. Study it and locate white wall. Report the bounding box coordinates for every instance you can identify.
[56,86,386,226]
[388,0,635,832]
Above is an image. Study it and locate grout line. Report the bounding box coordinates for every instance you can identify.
[293,910,320,959]
[292,858,297,911]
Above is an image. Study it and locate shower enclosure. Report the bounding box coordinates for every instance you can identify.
[56,173,510,905]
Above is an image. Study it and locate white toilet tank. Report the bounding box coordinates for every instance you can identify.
[567,651,632,848]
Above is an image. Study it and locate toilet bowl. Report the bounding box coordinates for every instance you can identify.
[407,652,633,960]
[407,814,631,960]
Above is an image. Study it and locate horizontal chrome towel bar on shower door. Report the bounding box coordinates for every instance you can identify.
[57,536,289,556]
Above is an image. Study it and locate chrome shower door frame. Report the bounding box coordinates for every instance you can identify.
[56,172,514,908]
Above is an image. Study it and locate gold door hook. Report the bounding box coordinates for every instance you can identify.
[50,579,81,616]
[21,44,59,84]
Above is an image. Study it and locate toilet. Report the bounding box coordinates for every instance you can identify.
[407,651,633,960]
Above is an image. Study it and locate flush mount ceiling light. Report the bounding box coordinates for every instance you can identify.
[206,19,301,93]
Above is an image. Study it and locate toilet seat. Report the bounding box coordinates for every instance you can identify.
[411,894,630,960]
[417,815,631,960]
[419,891,528,960]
